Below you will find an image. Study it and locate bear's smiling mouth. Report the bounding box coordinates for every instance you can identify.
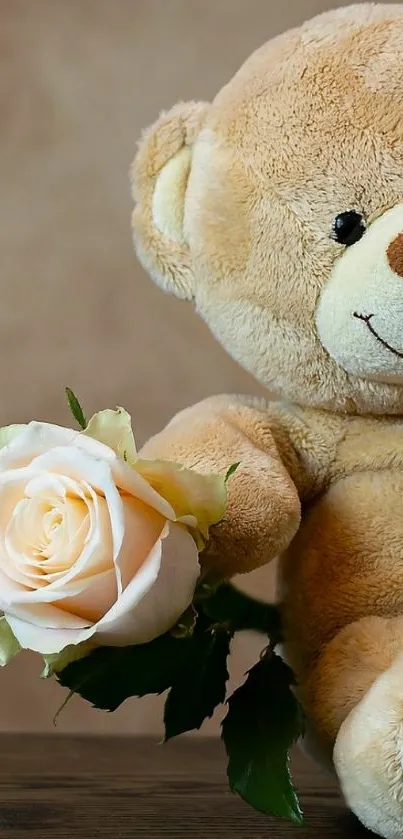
[353,312,403,360]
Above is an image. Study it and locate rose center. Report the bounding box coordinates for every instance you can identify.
[4,491,91,587]
[33,501,66,560]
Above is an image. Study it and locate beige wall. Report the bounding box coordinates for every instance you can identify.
[0,0,374,733]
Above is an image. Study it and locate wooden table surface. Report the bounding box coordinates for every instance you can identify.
[0,736,369,838]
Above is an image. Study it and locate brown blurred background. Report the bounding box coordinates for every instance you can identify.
[0,0,380,734]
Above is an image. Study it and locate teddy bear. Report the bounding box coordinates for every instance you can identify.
[130,4,403,837]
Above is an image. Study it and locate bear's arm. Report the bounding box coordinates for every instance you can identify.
[140,395,310,578]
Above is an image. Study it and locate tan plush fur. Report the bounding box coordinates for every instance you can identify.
[132,5,403,837]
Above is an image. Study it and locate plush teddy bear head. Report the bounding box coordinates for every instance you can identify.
[132,3,403,416]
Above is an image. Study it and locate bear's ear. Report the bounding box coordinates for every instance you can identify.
[130,101,209,300]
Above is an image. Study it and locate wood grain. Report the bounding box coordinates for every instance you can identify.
[0,736,369,837]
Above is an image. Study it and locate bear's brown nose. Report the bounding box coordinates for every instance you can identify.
[387,234,403,277]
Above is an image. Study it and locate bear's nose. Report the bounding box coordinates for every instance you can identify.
[387,234,403,277]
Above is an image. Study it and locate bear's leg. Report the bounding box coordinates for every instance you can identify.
[334,648,403,839]
[304,615,403,838]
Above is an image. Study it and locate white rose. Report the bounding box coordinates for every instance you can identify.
[0,410,226,663]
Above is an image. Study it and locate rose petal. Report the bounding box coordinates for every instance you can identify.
[3,499,110,598]
[0,567,91,628]
[83,408,137,463]
[0,422,78,470]
[1,423,177,523]
[3,476,91,585]
[6,613,95,654]
[26,477,110,581]
[71,433,177,521]
[0,425,26,452]
[135,459,227,537]
[0,616,21,665]
[76,438,177,521]
[93,521,200,646]
[23,483,111,586]
[0,470,48,587]
[25,447,124,585]
[59,568,117,622]
[117,496,166,589]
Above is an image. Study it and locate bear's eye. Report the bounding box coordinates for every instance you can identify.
[331,211,366,247]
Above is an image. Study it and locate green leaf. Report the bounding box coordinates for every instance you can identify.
[65,387,87,430]
[164,627,231,740]
[201,583,282,639]
[225,462,241,483]
[57,632,194,711]
[222,652,304,825]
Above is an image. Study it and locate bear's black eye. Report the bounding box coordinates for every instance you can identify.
[331,211,366,247]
